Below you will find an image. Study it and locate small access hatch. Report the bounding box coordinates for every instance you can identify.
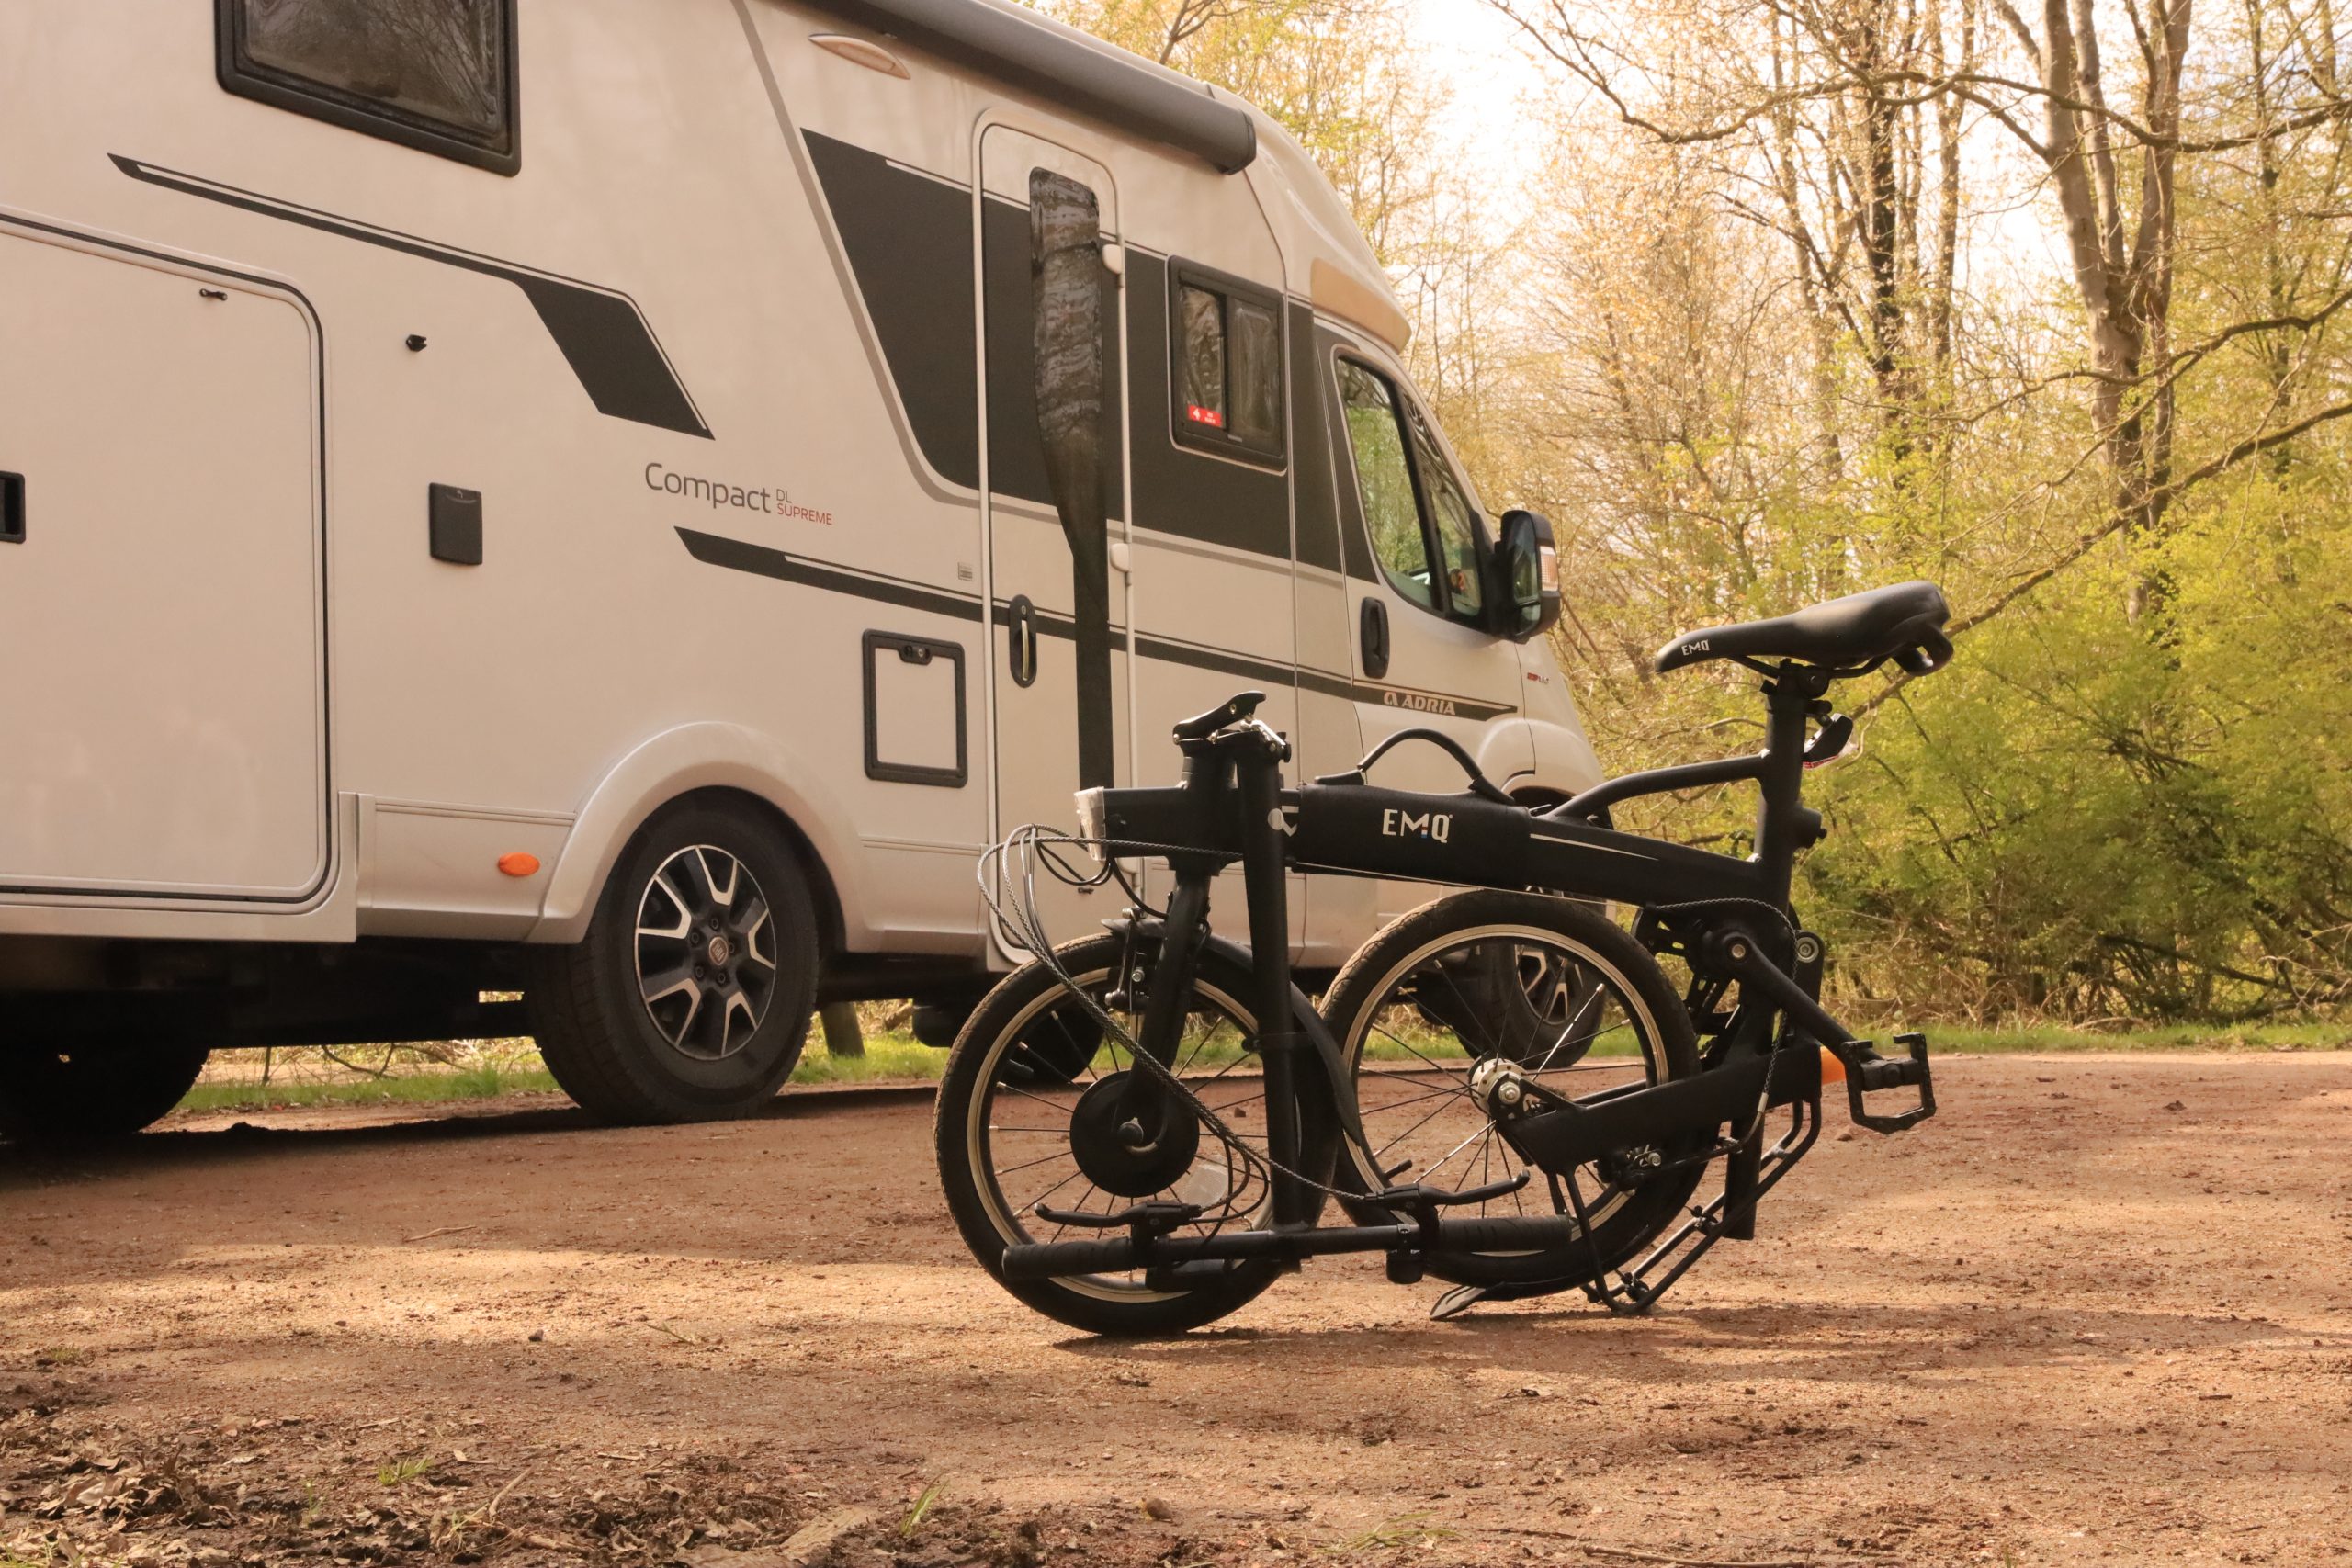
[863,632,967,788]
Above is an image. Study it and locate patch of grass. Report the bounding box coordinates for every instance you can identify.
[1928,1021,2350,1053]
[1324,1513,1459,1553]
[791,1033,943,1085]
[899,1477,945,1539]
[376,1454,433,1488]
[179,1064,560,1115]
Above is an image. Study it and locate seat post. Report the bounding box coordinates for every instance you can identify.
[1752,666,1823,908]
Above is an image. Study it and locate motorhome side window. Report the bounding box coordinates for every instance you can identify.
[1170,265,1285,465]
[218,0,521,175]
[1336,357,1484,621]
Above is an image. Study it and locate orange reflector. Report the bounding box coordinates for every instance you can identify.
[497,852,541,878]
[1819,1045,1847,1085]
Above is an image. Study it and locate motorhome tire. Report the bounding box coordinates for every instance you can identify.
[527,801,819,1124]
[0,1040,210,1142]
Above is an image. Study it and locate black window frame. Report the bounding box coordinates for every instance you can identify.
[216,0,523,176]
[1166,259,1287,468]
[1332,351,1490,627]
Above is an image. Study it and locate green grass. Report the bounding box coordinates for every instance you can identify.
[790,1034,943,1084]
[1928,1020,2351,1053]
[376,1454,433,1488]
[178,1062,559,1115]
[172,1016,2348,1120]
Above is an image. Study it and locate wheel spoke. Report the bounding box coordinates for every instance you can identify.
[739,902,776,970]
[698,847,740,910]
[637,874,695,942]
[642,976,702,1049]
[718,989,758,1053]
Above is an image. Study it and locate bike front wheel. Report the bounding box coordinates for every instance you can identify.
[934,932,1334,1336]
[1319,890,1704,1290]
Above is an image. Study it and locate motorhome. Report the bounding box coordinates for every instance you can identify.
[0,0,1604,1134]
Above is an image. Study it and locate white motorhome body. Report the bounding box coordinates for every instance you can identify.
[0,0,1603,1128]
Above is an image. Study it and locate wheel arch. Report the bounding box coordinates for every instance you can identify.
[527,722,864,950]
[1499,716,1604,801]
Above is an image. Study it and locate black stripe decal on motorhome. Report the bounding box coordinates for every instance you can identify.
[674,527,1515,721]
[110,156,711,439]
[680,525,984,624]
[804,134,980,490]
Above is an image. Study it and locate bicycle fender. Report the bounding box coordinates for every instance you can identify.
[1190,926,1374,1167]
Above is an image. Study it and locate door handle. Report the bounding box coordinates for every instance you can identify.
[1360,598,1390,680]
[1008,595,1039,688]
[0,471,24,545]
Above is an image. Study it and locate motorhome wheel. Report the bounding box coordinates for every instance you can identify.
[527,801,819,1124]
[0,1040,210,1143]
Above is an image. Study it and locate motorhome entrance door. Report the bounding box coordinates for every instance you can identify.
[976,129,1132,948]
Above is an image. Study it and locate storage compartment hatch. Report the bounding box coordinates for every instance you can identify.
[0,229,326,898]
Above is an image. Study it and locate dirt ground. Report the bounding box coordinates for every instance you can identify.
[3,1054,2348,1568]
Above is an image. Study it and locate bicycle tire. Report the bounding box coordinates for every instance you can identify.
[1319,890,1705,1289]
[935,933,1336,1336]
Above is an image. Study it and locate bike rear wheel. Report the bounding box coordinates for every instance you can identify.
[934,932,1335,1336]
[1319,890,1704,1289]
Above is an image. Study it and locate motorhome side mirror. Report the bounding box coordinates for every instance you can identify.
[1493,509,1561,643]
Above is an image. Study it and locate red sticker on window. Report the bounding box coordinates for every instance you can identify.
[1186,405,1226,429]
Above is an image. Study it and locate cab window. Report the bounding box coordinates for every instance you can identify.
[1336,360,1433,607]
[1335,357,1486,622]
[218,0,521,175]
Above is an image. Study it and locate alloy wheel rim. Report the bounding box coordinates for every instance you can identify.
[633,844,779,1061]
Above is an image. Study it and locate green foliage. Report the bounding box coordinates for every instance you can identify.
[1036,0,2352,1026]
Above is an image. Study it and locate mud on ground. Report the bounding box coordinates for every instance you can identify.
[4,1055,2349,1567]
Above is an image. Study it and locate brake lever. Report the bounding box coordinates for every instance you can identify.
[1370,1172,1531,1211]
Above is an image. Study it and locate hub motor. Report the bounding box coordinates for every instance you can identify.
[1067,1070,1203,1198]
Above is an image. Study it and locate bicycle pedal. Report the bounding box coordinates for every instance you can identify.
[1832,1032,1937,1134]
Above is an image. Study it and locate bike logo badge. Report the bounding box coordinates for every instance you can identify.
[1380,807,1453,844]
[1682,638,1711,657]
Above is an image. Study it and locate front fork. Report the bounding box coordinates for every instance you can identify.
[1237,750,1315,1229]
[1122,764,1312,1230]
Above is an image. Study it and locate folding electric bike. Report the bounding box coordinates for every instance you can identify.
[935,581,1952,1335]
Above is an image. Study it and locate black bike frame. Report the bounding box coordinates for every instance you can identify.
[1007,670,1934,1294]
[1104,668,1828,941]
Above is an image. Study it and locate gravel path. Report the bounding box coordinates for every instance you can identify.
[4,1053,2347,1566]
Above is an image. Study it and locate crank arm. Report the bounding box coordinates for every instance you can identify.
[1714,935,1935,1134]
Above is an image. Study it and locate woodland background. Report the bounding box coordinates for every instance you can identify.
[1030,0,2352,1025]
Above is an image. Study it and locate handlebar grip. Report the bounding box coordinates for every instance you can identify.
[1001,1236,1138,1282]
[1171,691,1266,742]
[1430,1214,1580,1255]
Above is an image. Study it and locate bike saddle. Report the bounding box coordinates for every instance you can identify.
[1653,581,1951,677]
